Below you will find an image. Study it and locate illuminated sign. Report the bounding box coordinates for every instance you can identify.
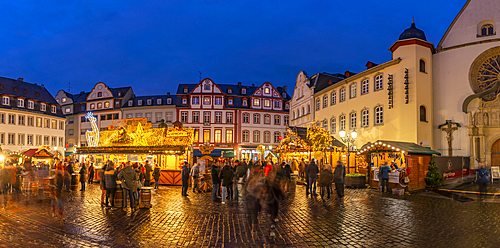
[85,112,99,147]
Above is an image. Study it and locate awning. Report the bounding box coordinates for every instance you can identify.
[360,140,441,155]
[222,150,234,158]
[23,149,38,157]
[193,149,222,157]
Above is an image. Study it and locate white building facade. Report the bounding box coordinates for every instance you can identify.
[1,77,65,157]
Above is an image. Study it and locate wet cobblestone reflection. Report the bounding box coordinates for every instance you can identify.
[1,183,500,247]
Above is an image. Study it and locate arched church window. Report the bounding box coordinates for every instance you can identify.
[420,105,427,122]
[481,24,494,36]
[419,59,426,73]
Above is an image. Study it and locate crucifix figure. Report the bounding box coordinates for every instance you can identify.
[440,120,459,156]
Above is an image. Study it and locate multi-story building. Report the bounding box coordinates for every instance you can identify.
[121,93,176,128]
[55,82,134,152]
[176,78,290,161]
[0,77,65,158]
[290,72,345,127]
[313,21,434,151]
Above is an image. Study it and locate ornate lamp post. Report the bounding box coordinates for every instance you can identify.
[339,129,357,173]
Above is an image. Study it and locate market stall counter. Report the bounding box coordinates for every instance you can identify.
[360,140,440,193]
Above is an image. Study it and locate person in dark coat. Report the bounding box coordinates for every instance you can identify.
[88,163,95,184]
[319,164,333,199]
[152,166,161,189]
[51,164,64,220]
[99,165,106,206]
[211,162,221,201]
[380,162,391,193]
[181,163,190,196]
[118,162,139,210]
[219,162,234,204]
[103,163,118,208]
[282,162,292,192]
[79,163,87,191]
[306,160,319,196]
[144,161,153,187]
[334,161,346,198]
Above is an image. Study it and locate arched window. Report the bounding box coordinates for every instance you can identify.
[420,105,427,122]
[481,24,494,36]
[330,117,336,134]
[419,59,426,73]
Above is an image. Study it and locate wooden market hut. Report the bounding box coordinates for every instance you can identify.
[359,140,441,192]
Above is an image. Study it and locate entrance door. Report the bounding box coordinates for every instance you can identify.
[491,139,500,167]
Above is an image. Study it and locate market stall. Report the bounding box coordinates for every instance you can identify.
[359,140,441,192]
[276,125,348,170]
[23,146,59,168]
[77,117,194,186]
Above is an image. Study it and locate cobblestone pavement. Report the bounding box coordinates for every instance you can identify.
[1,183,500,247]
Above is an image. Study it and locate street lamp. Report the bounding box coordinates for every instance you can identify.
[339,129,357,173]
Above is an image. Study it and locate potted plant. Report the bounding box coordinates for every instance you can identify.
[345,173,366,188]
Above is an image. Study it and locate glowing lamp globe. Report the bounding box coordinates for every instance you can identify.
[339,130,346,138]
[351,130,357,139]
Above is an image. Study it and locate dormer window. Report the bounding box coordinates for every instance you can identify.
[182,97,187,105]
[243,99,247,106]
[62,97,67,103]
[228,98,233,105]
[242,88,246,94]
[285,103,289,110]
[228,88,232,94]
[41,103,46,111]
[147,99,152,105]
[138,100,143,106]
[117,91,122,97]
[97,103,102,109]
[28,100,34,109]
[51,105,56,113]
[157,99,162,105]
[167,98,172,104]
[183,87,189,93]
[17,98,24,107]
[204,84,210,90]
[104,102,110,108]
[98,92,102,97]
[2,96,9,105]
[128,100,133,106]
[264,88,270,94]
[282,93,286,98]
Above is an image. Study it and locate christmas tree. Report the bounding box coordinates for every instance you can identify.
[425,156,443,190]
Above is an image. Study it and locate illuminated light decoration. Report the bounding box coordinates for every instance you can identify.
[85,112,99,147]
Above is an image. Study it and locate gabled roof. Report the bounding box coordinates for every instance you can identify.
[312,73,346,93]
[360,140,440,155]
[0,76,58,105]
[437,0,471,49]
[122,94,175,108]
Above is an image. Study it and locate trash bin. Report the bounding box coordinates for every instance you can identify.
[289,175,297,192]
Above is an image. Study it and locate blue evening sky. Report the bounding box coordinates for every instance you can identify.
[0,0,465,97]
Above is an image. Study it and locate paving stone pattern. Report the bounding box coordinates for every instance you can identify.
[0,183,500,247]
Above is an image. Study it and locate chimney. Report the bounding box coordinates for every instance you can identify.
[167,92,170,96]
[252,83,255,87]
[283,86,287,93]
[366,61,378,69]
[17,77,23,81]
[238,82,242,87]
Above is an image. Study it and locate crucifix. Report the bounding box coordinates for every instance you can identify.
[440,120,460,156]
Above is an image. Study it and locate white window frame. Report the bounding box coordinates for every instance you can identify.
[51,105,56,113]
[340,87,346,102]
[28,100,34,109]
[331,91,336,106]
[17,98,24,107]
[375,106,384,125]
[323,95,328,108]
[362,79,369,95]
[315,98,320,111]
[2,96,9,105]
[350,83,357,99]
[350,112,357,129]
[330,117,336,134]
[40,103,46,111]
[375,74,383,91]
[339,115,346,131]
[362,109,369,127]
